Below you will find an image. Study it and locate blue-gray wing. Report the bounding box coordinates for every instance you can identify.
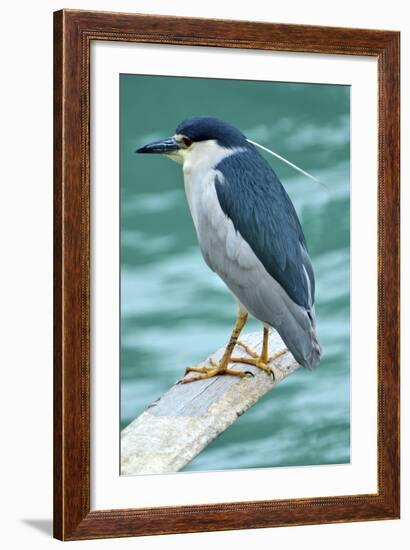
[215,148,315,309]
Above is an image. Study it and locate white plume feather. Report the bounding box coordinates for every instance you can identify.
[247,139,321,184]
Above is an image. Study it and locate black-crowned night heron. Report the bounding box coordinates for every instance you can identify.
[137,116,322,382]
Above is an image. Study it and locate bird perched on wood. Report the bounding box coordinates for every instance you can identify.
[137,116,322,382]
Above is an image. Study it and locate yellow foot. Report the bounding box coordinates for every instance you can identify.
[231,347,288,379]
[236,341,287,363]
[179,359,254,384]
[236,340,260,359]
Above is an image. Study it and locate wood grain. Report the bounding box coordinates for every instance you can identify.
[53,9,400,540]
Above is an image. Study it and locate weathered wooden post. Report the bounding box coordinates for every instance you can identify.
[121,330,299,475]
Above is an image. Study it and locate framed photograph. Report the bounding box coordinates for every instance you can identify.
[54,9,400,540]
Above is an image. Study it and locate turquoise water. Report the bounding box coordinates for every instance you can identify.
[120,74,350,472]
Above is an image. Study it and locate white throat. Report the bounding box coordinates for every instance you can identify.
[177,140,243,231]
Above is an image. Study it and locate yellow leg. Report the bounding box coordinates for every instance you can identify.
[180,309,250,384]
[237,328,271,359]
[261,327,269,362]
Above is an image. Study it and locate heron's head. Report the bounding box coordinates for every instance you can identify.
[136,116,248,165]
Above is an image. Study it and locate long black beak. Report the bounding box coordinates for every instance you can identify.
[136,136,181,154]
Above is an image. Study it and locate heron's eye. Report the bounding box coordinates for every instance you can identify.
[182,137,193,148]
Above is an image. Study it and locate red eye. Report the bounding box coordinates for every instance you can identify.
[183,137,192,148]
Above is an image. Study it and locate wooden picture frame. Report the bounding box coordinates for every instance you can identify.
[53,9,400,540]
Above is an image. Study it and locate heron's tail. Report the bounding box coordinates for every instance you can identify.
[301,325,322,370]
[276,305,322,370]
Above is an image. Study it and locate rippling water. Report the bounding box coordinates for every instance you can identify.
[120,75,350,471]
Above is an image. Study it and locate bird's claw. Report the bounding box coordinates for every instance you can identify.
[229,356,275,380]
[178,360,254,383]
